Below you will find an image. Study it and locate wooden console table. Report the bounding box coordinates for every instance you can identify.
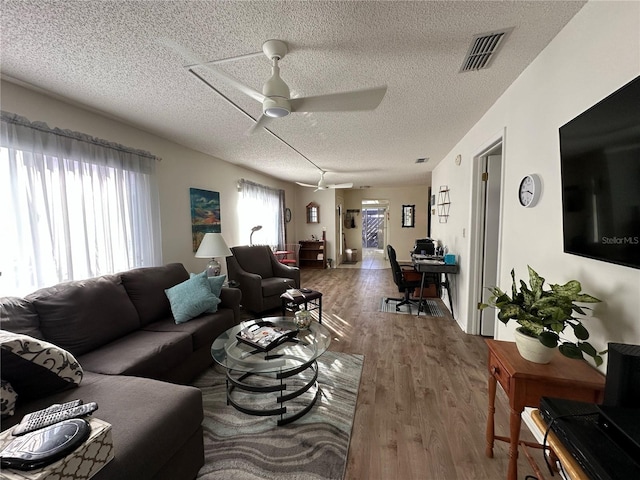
[485,339,605,480]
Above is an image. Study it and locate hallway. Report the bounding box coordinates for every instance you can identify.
[338,248,389,270]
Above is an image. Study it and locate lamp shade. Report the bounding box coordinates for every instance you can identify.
[195,233,232,259]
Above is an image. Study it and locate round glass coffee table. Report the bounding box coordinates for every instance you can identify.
[211,316,331,425]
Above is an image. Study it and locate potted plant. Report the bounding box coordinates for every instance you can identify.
[480,266,605,366]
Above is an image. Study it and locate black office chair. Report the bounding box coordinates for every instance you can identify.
[386,245,423,311]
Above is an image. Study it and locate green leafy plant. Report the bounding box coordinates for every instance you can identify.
[480,266,605,366]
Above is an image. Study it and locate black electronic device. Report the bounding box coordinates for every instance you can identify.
[597,403,640,460]
[412,238,435,255]
[12,402,98,436]
[539,396,640,480]
[559,74,640,270]
[603,343,640,408]
[0,419,91,471]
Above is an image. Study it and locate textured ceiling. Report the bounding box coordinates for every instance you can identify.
[1,1,585,188]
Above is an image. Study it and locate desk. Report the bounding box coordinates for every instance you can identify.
[485,339,605,480]
[412,257,458,318]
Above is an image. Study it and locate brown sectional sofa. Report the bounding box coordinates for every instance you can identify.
[0,263,241,479]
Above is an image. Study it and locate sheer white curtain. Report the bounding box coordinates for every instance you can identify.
[0,112,162,296]
[238,179,285,248]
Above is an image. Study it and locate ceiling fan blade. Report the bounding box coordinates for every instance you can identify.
[202,66,265,104]
[289,86,387,113]
[295,182,317,188]
[159,38,205,66]
[328,183,354,189]
[246,114,273,135]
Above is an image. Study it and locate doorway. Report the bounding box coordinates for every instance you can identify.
[360,200,389,268]
[362,207,385,249]
[470,138,503,337]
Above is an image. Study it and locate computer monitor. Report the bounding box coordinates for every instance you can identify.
[413,238,435,255]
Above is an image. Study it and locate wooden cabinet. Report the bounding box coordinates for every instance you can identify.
[299,240,325,269]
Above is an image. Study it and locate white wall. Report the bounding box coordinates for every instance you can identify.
[1,80,299,276]
[431,0,640,372]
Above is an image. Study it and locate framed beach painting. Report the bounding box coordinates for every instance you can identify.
[190,188,221,252]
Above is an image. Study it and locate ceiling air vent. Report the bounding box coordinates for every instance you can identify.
[415,157,429,164]
[460,28,513,72]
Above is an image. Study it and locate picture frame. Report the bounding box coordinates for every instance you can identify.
[402,204,415,228]
[190,188,221,252]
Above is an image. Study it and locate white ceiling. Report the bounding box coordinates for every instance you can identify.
[1,1,585,188]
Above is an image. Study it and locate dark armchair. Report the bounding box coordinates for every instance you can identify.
[226,245,300,314]
[386,244,423,312]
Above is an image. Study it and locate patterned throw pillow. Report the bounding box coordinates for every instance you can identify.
[0,330,84,401]
[165,275,221,324]
[1,379,17,418]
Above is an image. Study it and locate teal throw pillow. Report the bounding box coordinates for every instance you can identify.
[165,275,221,324]
[190,272,226,313]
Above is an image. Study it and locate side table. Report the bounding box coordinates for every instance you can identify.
[485,339,605,480]
[281,289,323,324]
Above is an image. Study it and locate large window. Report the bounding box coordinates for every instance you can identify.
[238,179,285,248]
[0,112,161,296]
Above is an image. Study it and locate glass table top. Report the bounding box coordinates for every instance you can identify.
[211,316,331,374]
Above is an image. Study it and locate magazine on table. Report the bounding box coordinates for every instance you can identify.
[236,321,297,351]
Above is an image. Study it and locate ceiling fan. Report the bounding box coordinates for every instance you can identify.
[296,171,353,191]
[198,39,387,133]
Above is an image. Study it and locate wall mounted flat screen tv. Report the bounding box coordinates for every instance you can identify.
[559,75,640,269]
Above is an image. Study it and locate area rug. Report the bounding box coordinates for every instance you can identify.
[379,297,444,316]
[193,351,364,480]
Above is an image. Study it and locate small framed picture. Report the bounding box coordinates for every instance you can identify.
[402,205,415,228]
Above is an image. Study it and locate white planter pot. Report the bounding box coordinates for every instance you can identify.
[514,328,555,364]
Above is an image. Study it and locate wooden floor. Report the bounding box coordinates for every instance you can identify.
[286,267,547,480]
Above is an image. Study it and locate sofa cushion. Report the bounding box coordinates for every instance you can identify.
[0,371,204,480]
[1,380,17,418]
[0,331,83,401]
[78,330,192,379]
[143,308,237,350]
[0,296,43,339]
[165,275,221,324]
[26,275,140,357]
[121,263,189,326]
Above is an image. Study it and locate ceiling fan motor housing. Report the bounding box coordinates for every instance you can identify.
[262,61,291,117]
[263,96,290,117]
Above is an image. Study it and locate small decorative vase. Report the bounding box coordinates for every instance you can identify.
[294,309,312,330]
[514,328,555,364]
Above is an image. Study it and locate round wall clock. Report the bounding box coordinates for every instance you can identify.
[518,174,541,208]
[285,207,292,223]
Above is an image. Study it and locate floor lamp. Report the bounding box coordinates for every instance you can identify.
[195,233,232,277]
[250,225,262,245]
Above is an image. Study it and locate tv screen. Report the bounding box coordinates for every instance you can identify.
[559,75,640,269]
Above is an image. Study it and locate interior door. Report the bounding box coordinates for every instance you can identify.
[479,153,502,336]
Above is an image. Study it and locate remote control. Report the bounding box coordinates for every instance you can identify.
[41,399,83,415]
[15,400,83,427]
[12,402,98,436]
